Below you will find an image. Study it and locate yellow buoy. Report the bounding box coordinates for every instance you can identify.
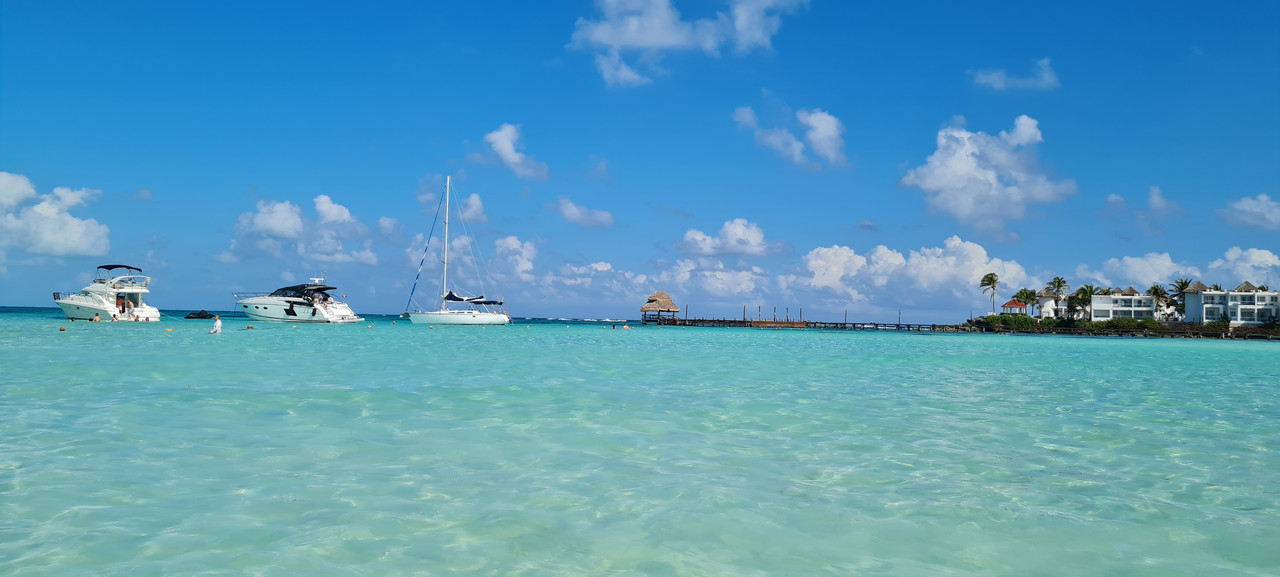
[59,327,66,331]
[165,328,173,332]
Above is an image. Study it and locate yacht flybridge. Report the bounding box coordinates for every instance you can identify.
[54,264,161,321]
[235,276,364,323]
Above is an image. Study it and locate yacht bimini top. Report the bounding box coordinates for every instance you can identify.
[94,264,143,279]
[268,283,338,299]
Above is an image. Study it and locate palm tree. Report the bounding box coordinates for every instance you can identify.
[1044,276,1070,318]
[1047,276,1070,295]
[1210,283,1223,291]
[1168,278,1192,318]
[1073,284,1099,319]
[1147,283,1171,320]
[1014,288,1038,316]
[980,272,1000,314]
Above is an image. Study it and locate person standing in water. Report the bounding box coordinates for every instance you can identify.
[209,314,222,334]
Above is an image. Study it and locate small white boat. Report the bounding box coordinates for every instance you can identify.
[405,176,510,326]
[235,277,363,323]
[54,264,161,322]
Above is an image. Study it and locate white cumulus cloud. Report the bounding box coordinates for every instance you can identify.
[494,235,538,283]
[483,123,549,181]
[700,263,764,296]
[901,115,1078,237]
[1079,252,1202,289]
[682,218,779,256]
[0,172,37,211]
[797,108,846,165]
[558,196,616,228]
[0,173,110,256]
[735,104,845,167]
[1219,194,1280,230]
[595,49,653,87]
[225,195,377,265]
[314,195,355,224]
[1208,247,1280,284]
[571,0,805,86]
[238,200,304,239]
[802,245,868,300]
[902,235,1027,294]
[459,193,488,224]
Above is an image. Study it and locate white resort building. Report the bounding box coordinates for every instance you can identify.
[1089,287,1156,322]
[1036,288,1067,319]
[1184,281,1279,326]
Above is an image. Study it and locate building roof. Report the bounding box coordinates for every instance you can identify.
[1036,287,1059,298]
[639,290,680,313]
[1184,281,1211,293]
[1234,281,1259,292]
[1000,299,1027,309]
[1121,286,1141,296]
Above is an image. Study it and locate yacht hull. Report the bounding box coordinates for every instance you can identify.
[237,297,364,323]
[408,310,510,325]
[55,299,160,322]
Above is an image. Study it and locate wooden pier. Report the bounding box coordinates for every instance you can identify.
[651,317,952,332]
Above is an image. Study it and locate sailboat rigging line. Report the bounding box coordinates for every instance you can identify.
[403,187,448,313]
[452,192,492,301]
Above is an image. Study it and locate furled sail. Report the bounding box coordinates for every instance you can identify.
[444,291,484,303]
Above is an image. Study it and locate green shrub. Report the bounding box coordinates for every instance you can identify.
[974,314,1039,330]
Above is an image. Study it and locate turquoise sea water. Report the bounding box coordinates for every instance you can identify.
[2,307,1277,576]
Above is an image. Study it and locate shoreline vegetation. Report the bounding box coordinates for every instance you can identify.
[964,314,1280,340]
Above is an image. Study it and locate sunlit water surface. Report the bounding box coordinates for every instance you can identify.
[2,307,1277,576]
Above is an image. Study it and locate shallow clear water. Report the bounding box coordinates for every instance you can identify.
[2,307,1277,576]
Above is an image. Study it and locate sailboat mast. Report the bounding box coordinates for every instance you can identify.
[440,176,450,310]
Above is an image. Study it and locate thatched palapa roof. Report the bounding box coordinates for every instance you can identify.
[1234,281,1259,292]
[640,291,680,313]
[1184,281,1211,293]
[1121,286,1141,296]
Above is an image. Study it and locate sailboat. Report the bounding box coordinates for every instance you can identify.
[404,176,511,326]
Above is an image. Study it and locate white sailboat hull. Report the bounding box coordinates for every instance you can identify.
[408,310,510,325]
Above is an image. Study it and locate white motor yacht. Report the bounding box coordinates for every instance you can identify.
[235,277,363,323]
[54,264,162,322]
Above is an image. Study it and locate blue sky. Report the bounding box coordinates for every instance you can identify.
[2,1,1277,321]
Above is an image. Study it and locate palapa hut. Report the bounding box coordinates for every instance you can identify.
[640,291,680,324]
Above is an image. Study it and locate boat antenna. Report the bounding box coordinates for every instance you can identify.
[403,181,448,313]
